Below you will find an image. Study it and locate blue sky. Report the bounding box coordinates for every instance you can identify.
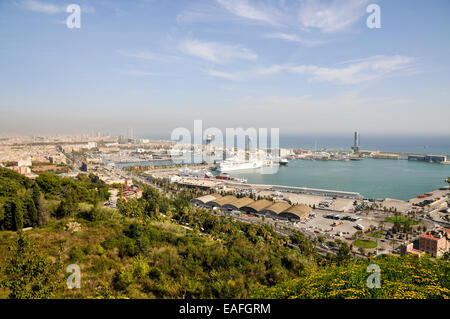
[0,0,449,136]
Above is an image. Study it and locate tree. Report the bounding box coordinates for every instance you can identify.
[31,183,42,212]
[55,189,78,218]
[1,232,62,298]
[117,198,145,218]
[335,242,352,265]
[142,186,161,216]
[2,197,23,231]
[35,173,62,198]
[23,194,38,227]
[32,183,49,226]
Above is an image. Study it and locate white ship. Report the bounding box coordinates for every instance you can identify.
[216,156,263,172]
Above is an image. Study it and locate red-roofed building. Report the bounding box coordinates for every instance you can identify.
[419,229,449,257]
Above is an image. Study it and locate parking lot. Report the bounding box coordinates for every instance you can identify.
[254,190,356,212]
[296,209,386,238]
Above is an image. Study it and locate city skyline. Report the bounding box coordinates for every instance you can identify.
[1,0,450,135]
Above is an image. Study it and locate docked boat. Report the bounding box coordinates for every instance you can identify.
[279,158,289,166]
[215,156,263,172]
[215,172,231,180]
[178,167,213,179]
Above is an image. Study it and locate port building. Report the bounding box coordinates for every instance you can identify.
[192,195,314,221]
[279,204,312,221]
[372,153,400,160]
[260,202,292,218]
[206,195,237,208]
[408,154,447,163]
[191,194,221,207]
[222,197,255,211]
[241,200,273,215]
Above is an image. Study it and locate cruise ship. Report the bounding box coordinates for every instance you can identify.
[215,156,263,172]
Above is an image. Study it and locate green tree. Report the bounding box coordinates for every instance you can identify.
[117,198,145,218]
[55,189,78,218]
[1,232,62,298]
[35,172,62,198]
[335,242,352,265]
[31,183,42,212]
[142,186,161,216]
[23,194,38,227]
[2,197,23,231]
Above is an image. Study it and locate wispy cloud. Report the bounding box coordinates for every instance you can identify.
[204,69,243,81]
[21,0,65,14]
[298,0,371,33]
[116,50,180,62]
[264,32,326,47]
[207,55,416,84]
[20,0,95,14]
[179,38,258,64]
[176,3,226,25]
[302,55,416,84]
[216,0,281,25]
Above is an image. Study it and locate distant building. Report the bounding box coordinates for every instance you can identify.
[373,153,400,160]
[418,228,449,257]
[80,162,98,172]
[17,159,32,167]
[125,179,134,187]
[408,154,447,163]
[351,132,360,153]
[118,136,127,144]
[424,155,447,163]
[11,166,31,175]
[400,242,423,256]
[87,157,102,164]
[127,128,134,140]
[86,142,97,149]
[49,155,67,165]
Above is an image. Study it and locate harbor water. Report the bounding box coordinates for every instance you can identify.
[227,158,450,200]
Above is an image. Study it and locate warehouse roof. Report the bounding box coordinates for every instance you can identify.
[191,194,222,205]
[222,197,255,210]
[242,199,273,213]
[207,195,237,207]
[260,202,292,215]
[279,204,312,219]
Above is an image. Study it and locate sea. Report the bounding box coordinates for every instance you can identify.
[140,133,450,200]
[227,158,450,201]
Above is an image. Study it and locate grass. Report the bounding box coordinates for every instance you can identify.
[368,229,384,239]
[385,216,419,226]
[353,239,378,249]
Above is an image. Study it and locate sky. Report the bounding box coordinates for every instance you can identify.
[0,0,450,137]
